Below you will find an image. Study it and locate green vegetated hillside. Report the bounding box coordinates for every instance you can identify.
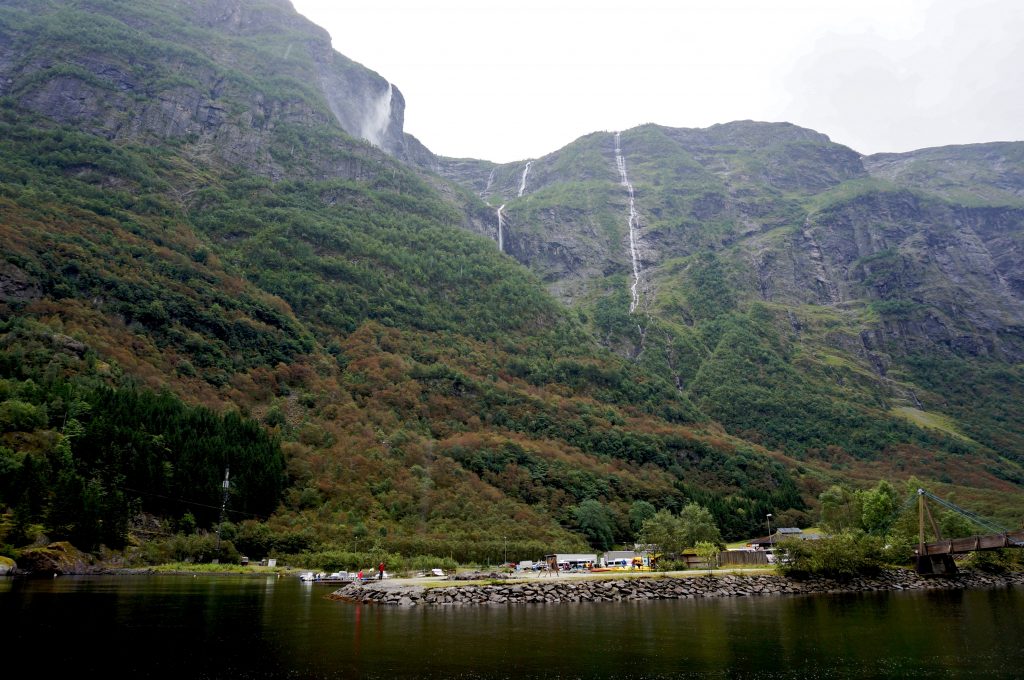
[0,0,813,562]
[443,122,1024,525]
[0,0,1022,565]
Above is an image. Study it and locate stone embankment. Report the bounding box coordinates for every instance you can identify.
[328,570,1024,607]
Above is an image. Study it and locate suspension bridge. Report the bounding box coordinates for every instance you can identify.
[914,488,1024,575]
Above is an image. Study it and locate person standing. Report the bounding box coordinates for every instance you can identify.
[378,561,385,580]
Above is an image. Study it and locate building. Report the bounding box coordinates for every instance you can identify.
[747,528,822,549]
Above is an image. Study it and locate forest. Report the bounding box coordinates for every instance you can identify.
[2,0,1023,569]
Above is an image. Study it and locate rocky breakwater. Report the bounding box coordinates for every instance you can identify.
[328,570,1024,607]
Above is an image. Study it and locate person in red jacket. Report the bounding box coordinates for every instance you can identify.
[378,562,385,580]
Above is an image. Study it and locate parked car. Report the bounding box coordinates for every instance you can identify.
[764,549,791,565]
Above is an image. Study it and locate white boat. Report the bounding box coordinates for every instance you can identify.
[317,571,355,584]
[300,571,358,584]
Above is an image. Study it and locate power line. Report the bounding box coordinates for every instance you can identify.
[118,485,262,519]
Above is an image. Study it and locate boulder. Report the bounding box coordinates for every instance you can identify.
[15,542,95,575]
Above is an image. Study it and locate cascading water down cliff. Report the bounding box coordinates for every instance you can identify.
[482,168,505,252]
[493,161,532,253]
[361,83,393,148]
[518,161,533,198]
[496,204,506,252]
[614,132,644,315]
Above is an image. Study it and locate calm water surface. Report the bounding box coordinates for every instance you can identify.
[2,575,1022,678]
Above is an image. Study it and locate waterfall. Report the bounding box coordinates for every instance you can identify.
[497,204,506,252]
[517,161,532,197]
[362,82,393,148]
[614,132,643,314]
[483,167,496,197]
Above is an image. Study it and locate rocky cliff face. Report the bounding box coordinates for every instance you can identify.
[438,121,1024,360]
[436,123,871,305]
[732,191,1024,358]
[0,0,434,176]
[865,142,1024,204]
[432,119,1024,469]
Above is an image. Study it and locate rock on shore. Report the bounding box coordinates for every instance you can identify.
[328,570,1024,607]
[12,542,95,575]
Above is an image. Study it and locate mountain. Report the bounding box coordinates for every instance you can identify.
[0,0,1021,562]
[438,123,1024,508]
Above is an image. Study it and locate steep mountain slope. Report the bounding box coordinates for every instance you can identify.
[0,0,439,168]
[864,142,1024,206]
[437,123,1024,521]
[0,0,820,560]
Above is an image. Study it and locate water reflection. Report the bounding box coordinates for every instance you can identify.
[1,576,1021,679]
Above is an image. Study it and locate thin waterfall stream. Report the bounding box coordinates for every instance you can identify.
[518,161,532,197]
[497,204,506,252]
[614,131,643,315]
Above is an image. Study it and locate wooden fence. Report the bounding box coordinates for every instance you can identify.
[717,550,770,566]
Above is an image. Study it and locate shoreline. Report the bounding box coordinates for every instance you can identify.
[2,566,302,578]
[328,569,1024,607]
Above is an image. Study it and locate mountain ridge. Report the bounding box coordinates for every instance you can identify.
[1,0,1022,562]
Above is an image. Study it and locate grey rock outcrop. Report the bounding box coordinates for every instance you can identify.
[0,262,42,303]
[0,0,432,178]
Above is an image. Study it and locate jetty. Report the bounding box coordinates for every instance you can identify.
[328,569,1024,608]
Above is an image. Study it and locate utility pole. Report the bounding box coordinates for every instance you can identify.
[214,466,230,563]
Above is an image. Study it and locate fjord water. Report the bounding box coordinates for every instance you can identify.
[3,576,1022,679]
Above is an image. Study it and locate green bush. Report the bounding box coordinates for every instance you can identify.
[965,549,1022,574]
[234,520,274,558]
[778,531,886,580]
[0,399,47,432]
[130,533,240,565]
[167,534,239,564]
[271,528,317,555]
[879,533,915,565]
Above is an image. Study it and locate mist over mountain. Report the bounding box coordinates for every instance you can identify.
[1,0,1022,560]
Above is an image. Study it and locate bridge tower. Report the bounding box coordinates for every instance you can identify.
[916,489,958,575]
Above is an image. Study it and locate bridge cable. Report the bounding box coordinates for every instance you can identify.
[917,489,1023,547]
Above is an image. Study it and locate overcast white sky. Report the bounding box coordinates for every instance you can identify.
[291,0,1024,163]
